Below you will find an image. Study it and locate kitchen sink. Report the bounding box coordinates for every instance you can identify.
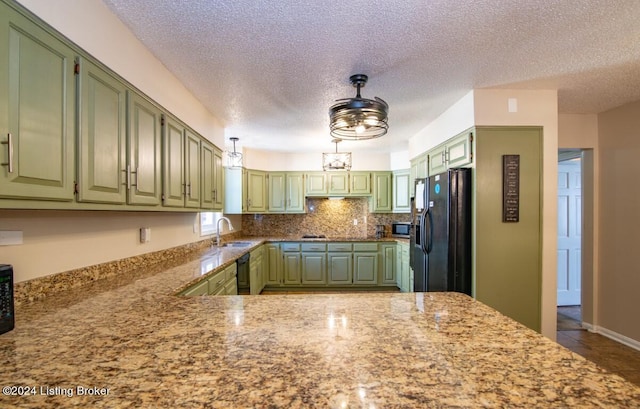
[221,241,253,248]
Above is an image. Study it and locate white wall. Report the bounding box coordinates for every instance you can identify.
[408,91,475,159]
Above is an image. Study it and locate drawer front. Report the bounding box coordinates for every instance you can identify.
[282,242,301,252]
[327,243,353,252]
[225,264,237,281]
[353,243,378,252]
[301,243,327,252]
[208,269,227,293]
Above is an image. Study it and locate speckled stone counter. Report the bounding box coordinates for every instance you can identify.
[2,246,639,408]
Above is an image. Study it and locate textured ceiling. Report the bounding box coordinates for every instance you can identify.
[101,0,640,153]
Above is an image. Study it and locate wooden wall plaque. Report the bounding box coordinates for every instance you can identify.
[503,154,520,222]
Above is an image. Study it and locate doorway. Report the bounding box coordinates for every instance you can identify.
[557,150,583,327]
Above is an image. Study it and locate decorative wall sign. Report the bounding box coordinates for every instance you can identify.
[502,154,520,222]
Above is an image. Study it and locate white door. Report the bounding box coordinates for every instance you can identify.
[557,159,582,306]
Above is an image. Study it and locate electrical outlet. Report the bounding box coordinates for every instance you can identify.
[140,227,151,243]
[353,219,358,225]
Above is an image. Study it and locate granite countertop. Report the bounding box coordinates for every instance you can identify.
[1,245,639,408]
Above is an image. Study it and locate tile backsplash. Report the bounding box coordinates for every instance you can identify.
[241,198,411,238]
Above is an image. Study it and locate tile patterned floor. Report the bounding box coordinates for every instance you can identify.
[557,306,640,387]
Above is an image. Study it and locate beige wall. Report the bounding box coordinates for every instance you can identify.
[596,100,640,342]
[243,148,392,171]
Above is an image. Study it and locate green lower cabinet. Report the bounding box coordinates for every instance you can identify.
[282,251,302,285]
[301,253,327,285]
[380,244,397,286]
[181,279,209,297]
[327,253,353,285]
[265,243,281,285]
[396,242,411,292]
[353,253,378,285]
[249,247,265,295]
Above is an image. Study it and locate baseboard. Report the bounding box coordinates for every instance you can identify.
[584,323,640,352]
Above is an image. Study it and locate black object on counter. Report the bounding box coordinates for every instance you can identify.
[0,264,14,335]
[302,234,326,238]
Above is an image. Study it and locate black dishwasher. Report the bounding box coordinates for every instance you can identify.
[0,264,14,335]
[236,253,250,293]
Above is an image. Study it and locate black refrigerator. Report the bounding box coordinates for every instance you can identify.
[410,168,472,295]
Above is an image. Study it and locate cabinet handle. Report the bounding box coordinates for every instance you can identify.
[213,189,217,201]
[125,165,131,190]
[1,133,14,173]
[187,183,191,198]
[131,167,139,192]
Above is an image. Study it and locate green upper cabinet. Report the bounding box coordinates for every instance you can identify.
[427,130,473,176]
[327,172,349,195]
[305,172,327,196]
[268,172,304,213]
[371,172,392,212]
[349,172,371,195]
[285,172,305,212]
[268,172,286,212]
[161,115,185,207]
[76,57,127,204]
[201,141,223,211]
[392,169,411,213]
[411,153,428,179]
[127,90,162,206]
[184,129,201,208]
[246,169,267,212]
[428,144,448,175]
[161,117,200,208]
[0,3,75,201]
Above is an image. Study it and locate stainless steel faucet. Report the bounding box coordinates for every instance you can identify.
[215,216,234,247]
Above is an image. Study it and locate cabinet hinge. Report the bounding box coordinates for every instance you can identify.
[469,132,474,142]
[74,62,80,75]
[73,182,79,195]
[160,115,165,126]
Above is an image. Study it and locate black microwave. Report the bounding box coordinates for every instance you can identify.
[391,222,411,238]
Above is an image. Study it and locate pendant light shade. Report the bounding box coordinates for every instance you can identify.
[322,138,352,171]
[225,137,243,168]
[329,74,389,140]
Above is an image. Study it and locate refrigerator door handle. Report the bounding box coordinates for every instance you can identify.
[420,209,430,254]
[425,208,434,253]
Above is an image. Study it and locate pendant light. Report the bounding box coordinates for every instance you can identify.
[329,74,389,140]
[322,138,352,171]
[225,137,243,168]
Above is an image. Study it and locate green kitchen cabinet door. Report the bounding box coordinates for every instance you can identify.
[305,172,327,196]
[350,172,371,195]
[212,147,224,211]
[392,169,411,213]
[446,130,473,168]
[184,129,201,208]
[371,172,392,212]
[353,253,378,285]
[161,114,185,207]
[127,91,162,206]
[327,253,352,285]
[246,169,267,212]
[76,57,127,204]
[327,172,349,195]
[265,243,282,285]
[285,172,305,212]
[282,252,301,285]
[268,172,286,212]
[200,141,215,209]
[301,253,327,285]
[428,144,447,176]
[201,143,224,211]
[0,5,75,201]
[380,244,397,286]
[181,279,208,297]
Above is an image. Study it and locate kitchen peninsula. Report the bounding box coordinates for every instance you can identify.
[1,242,638,408]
